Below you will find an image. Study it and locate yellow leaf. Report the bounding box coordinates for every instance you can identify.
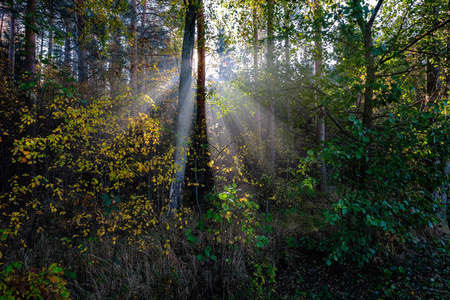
[2,132,8,135]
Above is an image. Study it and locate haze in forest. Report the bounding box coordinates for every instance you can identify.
[0,0,449,298]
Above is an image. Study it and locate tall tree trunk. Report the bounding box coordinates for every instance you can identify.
[0,10,4,40]
[24,0,37,180]
[196,0,206,156]
[284,3,292,128]
[359,0,384,130]
[76,0,87,83]
[48,17,54,61]
[130,0,138,93]
[427,61,440,103]
[64,17,71,69]
[169,0,197,211]
[426,5,447,228]
[40,28,44,58]
[267,0,275,178]
[8,9,15,76]
[426,6,441,104]
[141,0,147,37]
[194,0,211,214]
[253,8,261,139]
[24,0,37,82]
[314,0,326,191]
[356,0,383,184]
[139,0,147,93]
[362,26,375,130]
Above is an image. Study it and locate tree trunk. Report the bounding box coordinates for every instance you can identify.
[253,8,261,140]
[64,17,71,69]
[48,17,54,61]
[24,0,37,180]
[284,3,292,128]
[362,26,375,130]
[76,0,87,83]
[359,0,384,131]
[314,0,327,191]
[356,0,383,184]
[8,9,15,76]
[267,0,275,177]
[0,10,4,40]
[196,0,206,155]
[426,6,441,104]
[169,0,197,211]
[130,0,138,93]
[141,0,147,37]
[426,60,440,103]
[194,0,211,214]
[40,28,44,58]
[24,0,37,82]
[139,0,147,93]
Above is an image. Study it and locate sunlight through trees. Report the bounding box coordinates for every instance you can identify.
[0,0,449,298]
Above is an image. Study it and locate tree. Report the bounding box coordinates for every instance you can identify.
[130,0,138,93]
[313,0,326,191]
[7,1,15,76]
[193,0,212,213]
[24,0,37,88]
[75,0,87,83]
[253,6,261,139]
[350,0,384,184]
[266,0,275,178]
[169,0,198,211]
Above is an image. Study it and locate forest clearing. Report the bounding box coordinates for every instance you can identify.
[0,0,449,298]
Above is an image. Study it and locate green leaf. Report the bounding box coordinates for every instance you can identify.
[67,271,77,280]
[256,241,265,248]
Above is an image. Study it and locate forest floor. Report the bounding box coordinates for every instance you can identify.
[275,238,450,299]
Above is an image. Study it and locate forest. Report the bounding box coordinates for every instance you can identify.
[0,0,449,298]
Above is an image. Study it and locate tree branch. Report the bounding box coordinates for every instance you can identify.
[381,19,450,64]
[324,108,360,142]
[367,0,384,28]
[375,65,417,78]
